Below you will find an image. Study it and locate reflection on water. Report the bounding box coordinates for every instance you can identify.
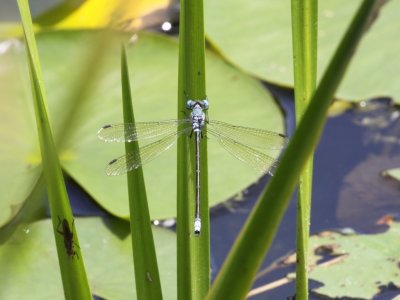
[351,98,399,128]
[336,98,400,231]
[337,154,400,231]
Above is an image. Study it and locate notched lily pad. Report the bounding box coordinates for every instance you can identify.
[205,0,400,102]
[0,30,285,225]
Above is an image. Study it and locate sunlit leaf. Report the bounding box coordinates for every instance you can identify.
[205,0,400,101]
[0,217,176,300]
[0,39,41,227]
[34,0,171,31]
[0,31,285,225]
[308,224,400,299]
[382,168,400,182]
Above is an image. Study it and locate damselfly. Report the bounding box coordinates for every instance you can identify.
[98,99,288,236]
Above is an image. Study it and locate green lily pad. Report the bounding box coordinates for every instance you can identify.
[0,39,41,227]
[0,30,285,224]
[205,0,400,102]
[308,224,400,299]
[382,168,400,182]
[0,217,176,300]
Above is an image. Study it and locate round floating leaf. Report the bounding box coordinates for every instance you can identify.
[382,168,400,182]
[205,0,400,101]
[0,39,41,227]
[308,224,400,299]
[0,217,176,300]
[0,31,285,223]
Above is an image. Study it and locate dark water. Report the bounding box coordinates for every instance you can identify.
[209,86,400,300]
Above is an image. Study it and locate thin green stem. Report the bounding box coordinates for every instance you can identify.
[17,0,91,299]
[121,45,163,300]
[291,1,318,299]
[207,1,385,299]
[177,0,210,299]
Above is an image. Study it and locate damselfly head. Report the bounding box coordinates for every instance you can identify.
[186,99,209,110]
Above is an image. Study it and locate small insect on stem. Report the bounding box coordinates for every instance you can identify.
[57,216,79,260]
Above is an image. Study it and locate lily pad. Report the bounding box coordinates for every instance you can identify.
[0,39,41,227]
[0,217,176,300]
[382,168,400,182]
[0,31,285,224]
[205,0,400,102]
[308,224,400,299]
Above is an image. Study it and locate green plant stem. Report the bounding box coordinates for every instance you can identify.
[177,0,210,299]
[17,0,91,299]
[291,1,318,299]
[206,1,385,299]
[121,45,163,300]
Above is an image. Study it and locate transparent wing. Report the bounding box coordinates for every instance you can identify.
[208,120,288,150]
[98,119,191,142]
[105,129,189,176]
[211,132,280,175]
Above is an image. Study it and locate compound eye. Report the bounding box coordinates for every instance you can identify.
[202,99,209,109]
[186,100,194,109]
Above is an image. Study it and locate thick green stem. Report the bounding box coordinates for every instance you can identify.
[207,1,385,299]
[121,46,163,300]
[17,0,91,298]
[177,0,210,299]
[291,1,318,299]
